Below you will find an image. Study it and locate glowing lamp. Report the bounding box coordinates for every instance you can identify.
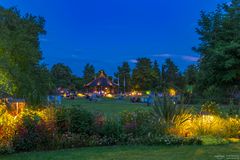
[77,93,85,97]
[146,91,151,95]
[106,94,113,98]
[169,88,176,97]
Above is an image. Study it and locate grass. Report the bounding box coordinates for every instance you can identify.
[61,98,232,116]
[62,98,150,116]
[1,143,240,160]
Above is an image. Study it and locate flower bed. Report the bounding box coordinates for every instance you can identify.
[0,102,240,154]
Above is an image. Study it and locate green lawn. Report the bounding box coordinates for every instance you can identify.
[1,143,240,160]
[61,98,230,116]
[62,98,150,116]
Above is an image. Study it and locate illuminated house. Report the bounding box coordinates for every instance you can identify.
[84,71,118,94]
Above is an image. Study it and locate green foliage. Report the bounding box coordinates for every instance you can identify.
[151,60,161,91]
[51,63,73,89]
[83,63,95,85]
[184,64,198,85]
[152,97,192,129]
[225,117,240,138]
[0,6,53,104]
[121,134,202,145]
[13,112,53,151]
[56,108,95,134]
[195,0,240,98]
[163,58,184,90]
[228,100,240,116]
[201,136,228,145]
[70,76,84,91]
[0,70,16,97]
[132,58,153,91]
[56,108,70,134]
[120,110,156,136]
[202,85,226,103]
[69,108,94,134]
[114,62,131,93]
[201,101,220,115]
[99,118,122,139]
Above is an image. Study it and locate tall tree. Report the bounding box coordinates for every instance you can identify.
[69,76,84,91]
[184,64,198,85]
[163,58,182,89]
[51,63,73,88]
[194,0,240,99]
[0,6,52,104]
[114,62,131,93]
[83,63,95,84]
[132,58,153,91]
[183,64,199,96]
[151,60,161,91]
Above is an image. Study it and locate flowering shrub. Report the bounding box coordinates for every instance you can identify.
[0,105,20,154]
[169,115,240,139]
[0,103,240,154]
[13,109,56,151]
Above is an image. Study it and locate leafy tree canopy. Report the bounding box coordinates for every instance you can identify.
[114,62,131,93]
[83,63,95,84]
[0,6,52,104]
[195,0,240,97]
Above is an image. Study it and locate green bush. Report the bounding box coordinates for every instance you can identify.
[69,108,94,134]
[99,118,122,139]
[56,108,70,134]
[56,108,95,135]
[202,85,226,103]
[120,110,155,136]
[228,100,240,116]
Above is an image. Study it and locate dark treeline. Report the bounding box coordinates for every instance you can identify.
[0,0,239,105]
[50,58,196,94]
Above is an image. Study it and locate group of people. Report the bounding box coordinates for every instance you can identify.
[130,94,154,106]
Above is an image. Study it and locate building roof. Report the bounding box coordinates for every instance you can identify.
[85,71,118,87]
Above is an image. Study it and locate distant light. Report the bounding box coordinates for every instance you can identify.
[77,93,85,97]
[169,88,176,96]
[106,94,113,98]
[146,91,151,95]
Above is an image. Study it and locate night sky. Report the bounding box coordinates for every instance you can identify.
[1,0,228,76]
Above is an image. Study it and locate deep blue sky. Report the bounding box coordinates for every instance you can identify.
[1,0,228,76]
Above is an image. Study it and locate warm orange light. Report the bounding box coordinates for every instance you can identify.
[169,88,176,96]
[106,94,113,98]
[131,91,136,96]
[77,93,85,97]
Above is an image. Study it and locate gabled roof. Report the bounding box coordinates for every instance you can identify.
[85,71,118,87]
